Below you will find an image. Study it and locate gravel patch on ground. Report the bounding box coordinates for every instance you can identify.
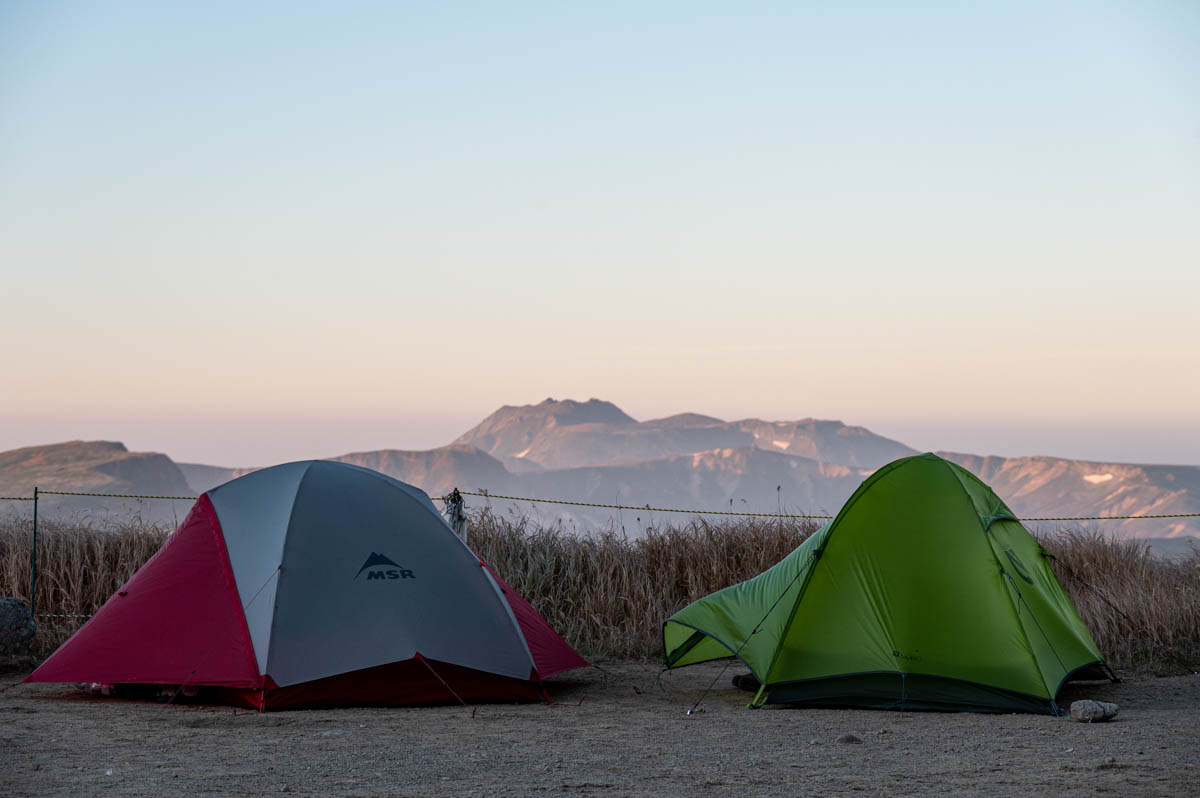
[2,659,1196,796]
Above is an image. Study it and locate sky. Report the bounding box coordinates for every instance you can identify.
[1,1,1198,467]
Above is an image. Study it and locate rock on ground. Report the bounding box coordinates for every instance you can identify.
[0,597,36,656]
[1070,700,1119,722]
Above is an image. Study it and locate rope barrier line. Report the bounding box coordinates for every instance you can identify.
[448,490,835,519]
[446,489,1200,522]
[37,490,197,500]
[1019,513,1200,521]
[2,487,1196,521]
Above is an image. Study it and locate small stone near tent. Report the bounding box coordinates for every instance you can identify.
[1070,700,1119,722]
[663,453,1116,714]
[27,460,588,709]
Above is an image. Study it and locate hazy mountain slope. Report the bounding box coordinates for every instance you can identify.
[642,413,726,428]
[180,447,509,497]
[0,441,195,522]
[331,445,513,497]
[177,463,255,494]
[735,418,916,466]
[510,422,753,471]
[0,441,511,520]
[0,441,193,497]
[942,452,1200,538]
[492,447,867,529]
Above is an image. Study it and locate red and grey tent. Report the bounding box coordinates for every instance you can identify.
[27,460,588,709]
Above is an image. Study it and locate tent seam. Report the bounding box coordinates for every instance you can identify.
[261,461,317,684]
[938,458,1061,700]
[661,620,767,683]
[205,493,264,688]
[478,564,540,680]
[763,455,925,686]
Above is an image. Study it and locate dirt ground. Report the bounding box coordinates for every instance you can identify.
[1,659,1197,797]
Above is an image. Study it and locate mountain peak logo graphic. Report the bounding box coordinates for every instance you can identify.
[355,552,416,581]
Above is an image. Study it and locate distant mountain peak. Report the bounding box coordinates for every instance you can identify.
[453,399,917,472]
[453,398,639,469]
[644,413,727,428]
[533,398,637,426]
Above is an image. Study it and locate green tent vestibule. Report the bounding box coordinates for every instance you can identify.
[662,453,1115,714]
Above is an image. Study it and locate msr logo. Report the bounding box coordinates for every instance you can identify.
[355,552,416,581]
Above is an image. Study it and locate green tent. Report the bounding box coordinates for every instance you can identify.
[663,453,1114,714]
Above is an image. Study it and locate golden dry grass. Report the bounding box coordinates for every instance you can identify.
[1,510,1196,670]
[468,509,818,658]
[0,515,167,652]
[1042,529,1200,670]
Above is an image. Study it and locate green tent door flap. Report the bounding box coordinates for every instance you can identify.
[662,453,1114,714]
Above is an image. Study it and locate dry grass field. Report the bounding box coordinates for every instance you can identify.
[1,508,1199,670]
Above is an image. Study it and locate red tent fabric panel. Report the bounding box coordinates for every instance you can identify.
[483,563,590,679]
[26,495,261,689]
[224,656,544,710]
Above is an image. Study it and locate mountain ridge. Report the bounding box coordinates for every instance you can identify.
[2,399,1196,538]
[454,398,915,471]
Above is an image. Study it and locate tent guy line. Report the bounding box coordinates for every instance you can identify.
[686,557,810,715]
[2,488,1198,521]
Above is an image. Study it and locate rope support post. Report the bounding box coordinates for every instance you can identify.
[31,487,38,618]
[442,488,467,544]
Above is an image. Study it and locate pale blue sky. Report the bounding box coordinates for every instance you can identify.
[2,1,1198,465]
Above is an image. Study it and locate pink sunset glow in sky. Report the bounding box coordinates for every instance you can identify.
[2,1,1197,466]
